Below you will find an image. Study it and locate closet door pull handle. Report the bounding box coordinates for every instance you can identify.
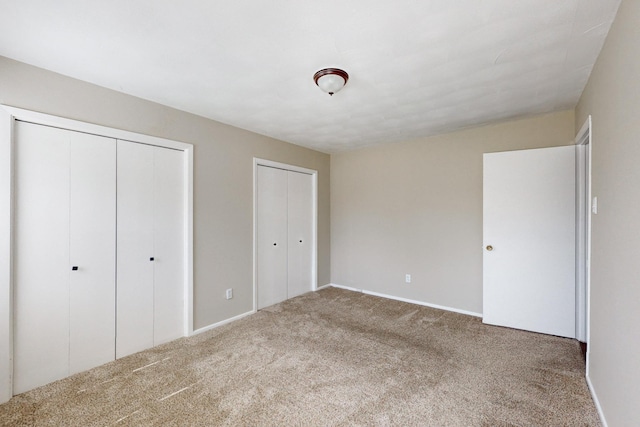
[150,257,155,261]
[299,240,303,243]
[72,266,79,271]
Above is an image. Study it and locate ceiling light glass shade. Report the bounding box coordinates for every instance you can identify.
[314,68,349,96]
[316,74,345,95]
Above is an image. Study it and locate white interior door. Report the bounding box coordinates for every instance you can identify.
[287,171,313,299]
[14,122,70,394]
[14,122,116,394]
[483,146,576,338]
[116,140,154,358]
[68,131,116,374]
[153,147,185,345]
[257,166,288,309]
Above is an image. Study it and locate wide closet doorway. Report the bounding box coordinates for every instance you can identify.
[11,114,192,395]
[255,160,317,310]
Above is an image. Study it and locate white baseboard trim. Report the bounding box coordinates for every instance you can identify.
[330,284,482,318]
[190,309,255,336]
[586,374,608,427]
[191,285,482,336]
[328,283,363,292]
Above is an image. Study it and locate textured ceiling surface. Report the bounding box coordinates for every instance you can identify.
[0,0,621,153]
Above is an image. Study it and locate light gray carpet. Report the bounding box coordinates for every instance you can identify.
[0,287,600,426]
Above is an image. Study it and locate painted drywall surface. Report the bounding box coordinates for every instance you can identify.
[575,0,640,424]
[0,56,330,330]
[331,111,575,314]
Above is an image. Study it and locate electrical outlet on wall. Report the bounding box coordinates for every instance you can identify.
[226,289,233,300]
[405,274,411,284]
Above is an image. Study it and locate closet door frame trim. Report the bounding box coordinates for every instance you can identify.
[253,158,318,312]
[0,105,194,403]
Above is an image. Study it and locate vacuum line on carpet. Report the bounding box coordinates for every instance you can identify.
[77,377,118,394]
[115,409,141,423]
[132,361,162,372]
[158,386,190,401]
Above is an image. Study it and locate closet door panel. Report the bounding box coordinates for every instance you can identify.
[257,166,288,309]
[13,122,70,394]
[153,147,185,344]
[69,134,116,374]
[287,171,313,299]
[116,141,154,358]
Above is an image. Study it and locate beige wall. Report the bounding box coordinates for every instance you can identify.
[0,56,330,330]
[575,0,640,424]
[331,111,575,314]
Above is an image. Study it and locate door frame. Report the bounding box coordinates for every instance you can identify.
[575,116,592,359]
[0,105,194,403]
[253,158,318,312]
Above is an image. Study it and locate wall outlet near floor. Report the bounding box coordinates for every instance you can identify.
[226,288,233,300]
[405,274,411,284]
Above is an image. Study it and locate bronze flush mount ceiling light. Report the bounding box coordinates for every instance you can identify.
[313,68,349,96]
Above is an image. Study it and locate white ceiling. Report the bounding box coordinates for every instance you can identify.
[0,0,621,153]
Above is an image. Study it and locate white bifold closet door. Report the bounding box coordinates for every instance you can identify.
[257,165,312,309]
[257,166,288,309]
[14,122,116,394]
[116,141,184,358]
[286,170,313,299]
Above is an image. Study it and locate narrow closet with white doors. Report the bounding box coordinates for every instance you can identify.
[256,164,313,309]
[13,121,186,394]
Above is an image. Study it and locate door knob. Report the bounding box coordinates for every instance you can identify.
[71,266,79,271]
[273,242,277,246]
[150,257,155,261]
[486,245,493,251]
